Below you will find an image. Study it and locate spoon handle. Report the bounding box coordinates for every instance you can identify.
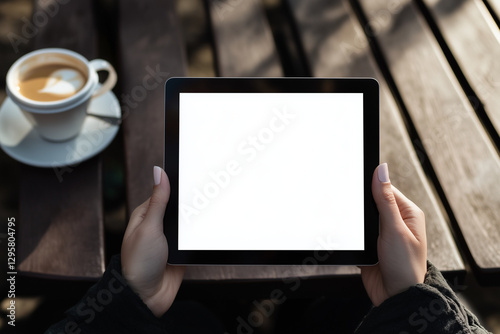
[87,112,122,126]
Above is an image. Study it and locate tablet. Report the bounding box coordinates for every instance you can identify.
[164,78,379,265]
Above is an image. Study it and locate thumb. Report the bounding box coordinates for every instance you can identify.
[372,163,403,236]
[144,166,170,231]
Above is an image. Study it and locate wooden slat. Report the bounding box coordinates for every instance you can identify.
[359,0,500,281]
[19,160,104,279]
[118,0,188,213]
[18,0,104,279]
[207,0,283,76]
[287,0,464,274]
[486,0,500,20]
[422,0,500,135]
[185,265,357,280]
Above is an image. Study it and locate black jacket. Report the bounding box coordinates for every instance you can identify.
[45,256,491,334]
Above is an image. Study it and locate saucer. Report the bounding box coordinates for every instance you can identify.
[0,91,121,168]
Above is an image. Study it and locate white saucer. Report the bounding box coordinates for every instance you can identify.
[0,91,121,168]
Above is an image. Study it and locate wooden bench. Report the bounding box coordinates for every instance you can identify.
[15,0,500,287]
[419,0,500,137]
[357,0,500,284]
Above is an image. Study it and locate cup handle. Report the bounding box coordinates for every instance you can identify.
[89,59,117,98]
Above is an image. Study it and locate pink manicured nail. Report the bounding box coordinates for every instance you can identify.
[153,166,162,185]
[378,163,390,183]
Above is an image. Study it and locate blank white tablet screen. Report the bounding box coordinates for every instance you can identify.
[178,93,364,251]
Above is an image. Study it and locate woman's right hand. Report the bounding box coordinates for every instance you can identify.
[121,167,185,317]
[360,163,428,306]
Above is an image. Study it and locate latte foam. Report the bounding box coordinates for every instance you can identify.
[39,69,85,96]
[18,64,87,102]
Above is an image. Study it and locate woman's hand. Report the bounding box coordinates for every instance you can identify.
[361,163,427,306]
[121,166,185,317]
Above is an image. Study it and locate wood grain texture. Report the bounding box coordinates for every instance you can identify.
[286,0,464,273]
[486,0,500,19]
[19,160,104,279]
[32,0,98,56]
[18,0,104,279]
[423,0,500,135]
[359,0,500,277]
[207,0,283,76]
[184,265,358,280]
[118,0,188,213]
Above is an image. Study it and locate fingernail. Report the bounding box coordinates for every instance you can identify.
[153,166,162,185]
[378,163,390,183]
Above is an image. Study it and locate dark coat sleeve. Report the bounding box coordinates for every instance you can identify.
[44,255,168,334]
[355,262,491,334]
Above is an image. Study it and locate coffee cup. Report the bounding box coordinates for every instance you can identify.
[6,48,117,142]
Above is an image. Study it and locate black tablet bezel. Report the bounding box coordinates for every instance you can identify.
[164,77,379,265]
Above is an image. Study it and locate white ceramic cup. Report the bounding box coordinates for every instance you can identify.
[6,48,117,142]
